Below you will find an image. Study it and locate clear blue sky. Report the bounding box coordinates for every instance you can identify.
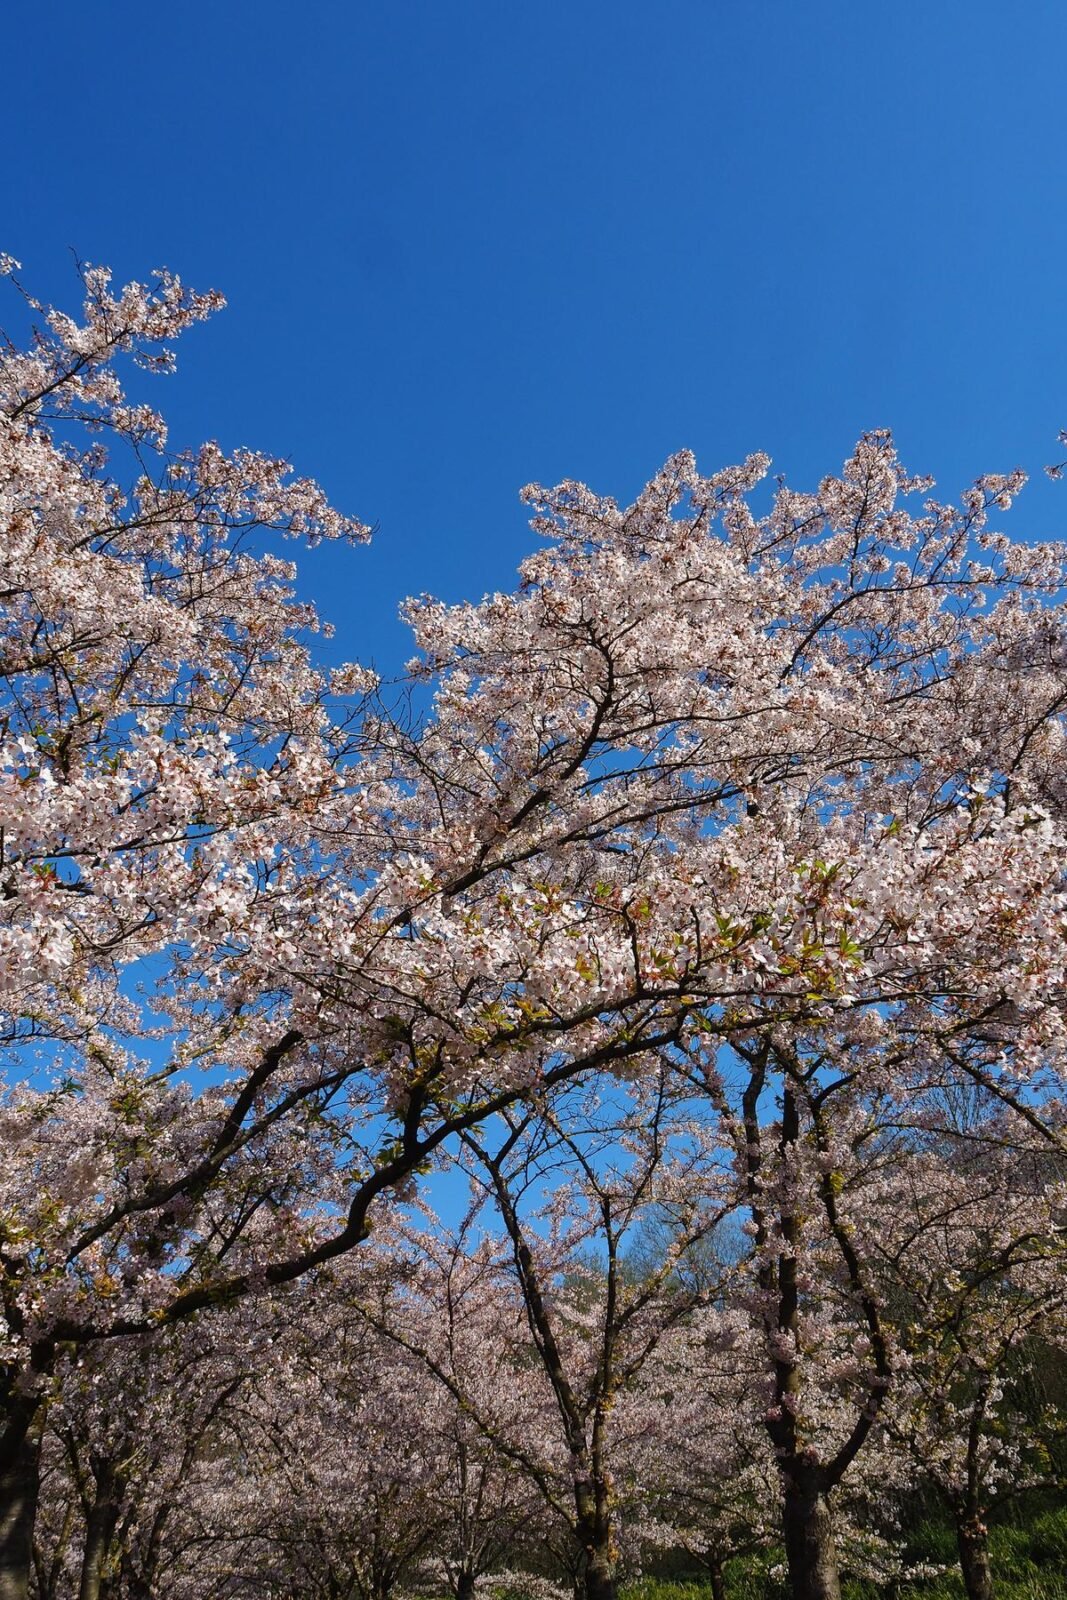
[6,2,1067,675]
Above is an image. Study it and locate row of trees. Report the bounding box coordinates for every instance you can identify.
[1,256,1066,1600]
[24,1079,1067,1600]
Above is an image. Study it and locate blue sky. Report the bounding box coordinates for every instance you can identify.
[6,1,1067,676]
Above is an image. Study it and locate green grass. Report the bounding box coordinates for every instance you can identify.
[622,1505,1067,1599]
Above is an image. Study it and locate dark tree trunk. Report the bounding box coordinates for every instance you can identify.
[77,1508,109,1600]
[574,1480,617,1600]
[781,1479,841,1600]
[956,1513,994,1600]
[0,1414,41,1600]
[582,1554,617,1600]
[77,1462,122,1600]
[456,1573,477,1600]
[708,1559,727,1600]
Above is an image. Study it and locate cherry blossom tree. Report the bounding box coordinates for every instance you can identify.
[623,1306,778,1600]
[353,1217,573,1585]
[369,1070,734,1600]
[30,1316,250,1600]
[369,1230,554,1600]
[6,249,1067,1600]
[0,251,366,1596]
[871,1131,1067,1600]
[627,1305,917,1597]
[0,256,705,1593]
[383,416,1067,1595]
[201,1325,445,1600]
[404,1278,550,1597]
[159,1264,553,1600]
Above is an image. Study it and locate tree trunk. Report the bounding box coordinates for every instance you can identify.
[708,1559,727,1600]
[574,1481,617,1600]
[456,1573,477,1600]
[77,1465,121,1600]
[582,1554,617,1600]
[77,1508,109,1600]
[0,1418,41,1600]
[781,1479,841,1600]
[955,1514,994,1600]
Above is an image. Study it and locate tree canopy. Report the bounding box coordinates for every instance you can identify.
[2,259,1066,1600]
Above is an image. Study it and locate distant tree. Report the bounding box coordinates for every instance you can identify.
[31,1318,247,1600]
[873,1134,1067,1600]
[624,1305,777,1600]
[188,1307,446,1600]
[359,1224,556,1599]
[449,1070,730,1600]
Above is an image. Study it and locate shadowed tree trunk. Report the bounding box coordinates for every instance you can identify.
[949,1380,996,1600]
[781,1477,841,1600]
[0,1403,42,1600]
[575,1477,617,1600]
[77,1458,124,1600]
[955,1512,994,1600]
[581,1548,617,1600]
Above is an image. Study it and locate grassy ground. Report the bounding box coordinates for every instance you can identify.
[622,1505,1067,1598]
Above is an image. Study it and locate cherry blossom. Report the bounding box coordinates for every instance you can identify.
[5,253,1067,1600]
